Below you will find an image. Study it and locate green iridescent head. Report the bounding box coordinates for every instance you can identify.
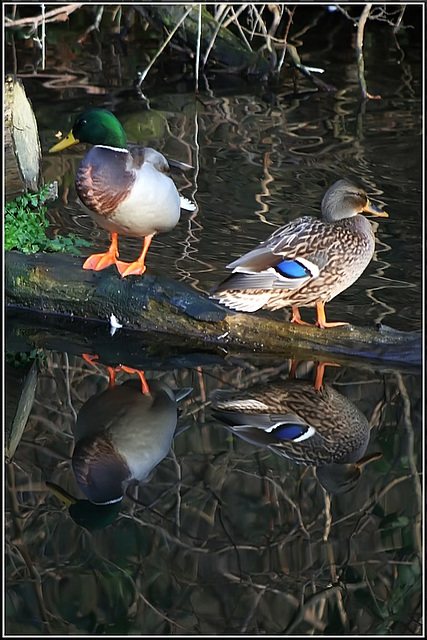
[49,108,128,152]
[46,481,122,531]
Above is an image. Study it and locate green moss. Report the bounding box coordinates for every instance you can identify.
[4,184,91,255]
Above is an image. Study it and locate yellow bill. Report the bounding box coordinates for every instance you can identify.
[49,130,80,153]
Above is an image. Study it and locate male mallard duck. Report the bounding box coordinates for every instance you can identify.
[210,373,380,493]
[211,179,388,328]
[46,481,122,530]
[72,375,192,505]
[47,362,192,525]
[49,108,195,277]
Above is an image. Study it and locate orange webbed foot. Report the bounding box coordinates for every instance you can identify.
[290,306,312,326]
[116,260,147,278]
[315,300,350,329]
[83,251,118,271]
[83,233,119,272]
[116,235,153,277]
[315,320,349,329]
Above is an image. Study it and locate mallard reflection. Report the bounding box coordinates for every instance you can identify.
[47,362,192,529]
[210,369,380,495]
[46,481,122,530]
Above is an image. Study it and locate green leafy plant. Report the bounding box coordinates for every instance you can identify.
[5,184,91,255]
[6,349,47,369]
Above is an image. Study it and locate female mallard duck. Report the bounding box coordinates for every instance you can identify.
[210,373,380,493]
[211,179,388,328]
[49,108,195,277]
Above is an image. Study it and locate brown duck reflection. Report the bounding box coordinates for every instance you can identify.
[47,361,191,529]
[210,365,380,495]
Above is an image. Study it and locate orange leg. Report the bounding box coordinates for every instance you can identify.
[83,233,119,271]
[83,232,120,271]
[116,235,153,278]
[107,367,117,387]
[119,365,150,395]
[314,361,341,390]
[82,353,117,387]
[315,300,349,329]
[314,362,327,390]
[82,353,117,386]
[289,359,299,379]
[82,353,98,365]
[290,306,311,326]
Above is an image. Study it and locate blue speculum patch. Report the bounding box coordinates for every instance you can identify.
[275,260,309,278]
[273,424,310,440]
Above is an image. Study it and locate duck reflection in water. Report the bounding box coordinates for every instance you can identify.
[47,357,192,529]
[210,363,380,495]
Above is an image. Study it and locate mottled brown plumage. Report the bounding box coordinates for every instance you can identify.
[211,379,370,466]
[211,179,388,327]
[211,376,379,493]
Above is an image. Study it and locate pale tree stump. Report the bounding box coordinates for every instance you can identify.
[4,75,42,200]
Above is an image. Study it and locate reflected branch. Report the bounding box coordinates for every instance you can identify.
[394,372,422,557]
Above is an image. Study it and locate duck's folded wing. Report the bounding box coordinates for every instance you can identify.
[211,406,317,445]
[221,217,331,291]
[217,248,319,292]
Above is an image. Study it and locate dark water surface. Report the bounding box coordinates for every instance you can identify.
[5,6,422,635]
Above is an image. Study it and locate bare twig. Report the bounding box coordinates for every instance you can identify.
[228,5,253,51]
[355,4,381,100]
[287,44,336,92]
[77,4,104,44]
[322,489,332,541]
[334,5,357,24]
[195,4,202,91]
[5,4,83,30]
[222,4,248,30]
[41,4,45,70]
[277,7,296,73]
[284,585,345,634]
[267,4,283,38]
[393,4,406,33]
[247,4,269,42]
[214,4,229,23]
[394,373,422,557]
[136,5,194,87]
[202,5,230,67]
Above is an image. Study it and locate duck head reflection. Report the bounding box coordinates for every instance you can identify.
[210,364,380,495]
[47,360,192,529]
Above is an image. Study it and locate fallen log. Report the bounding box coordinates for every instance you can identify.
[143,4,272,74]
[5,250,422,369]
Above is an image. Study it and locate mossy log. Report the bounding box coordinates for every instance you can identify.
[144,4,272,74]
[4,75,42,200]
[5,251,421,370]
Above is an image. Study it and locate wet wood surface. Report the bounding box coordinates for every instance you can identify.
[5,250,421,369]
